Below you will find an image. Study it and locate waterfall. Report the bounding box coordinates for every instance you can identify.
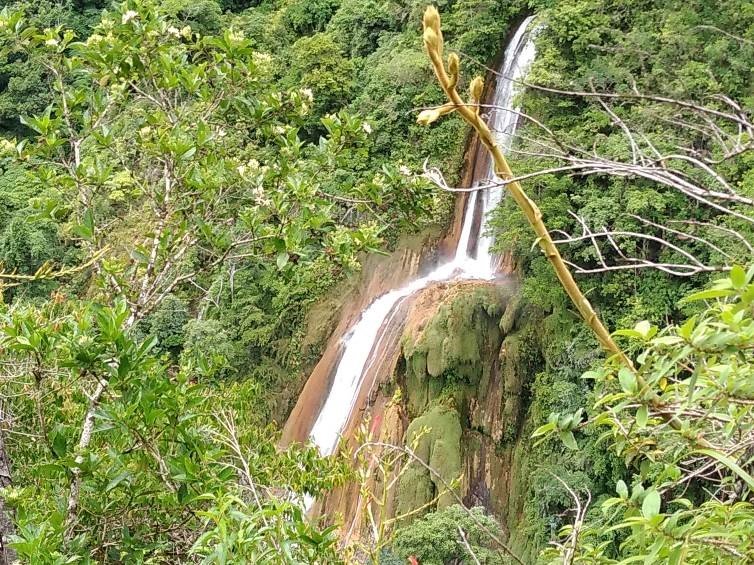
[307,16,538,461]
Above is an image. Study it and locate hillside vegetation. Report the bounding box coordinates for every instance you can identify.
[0,0,752,563]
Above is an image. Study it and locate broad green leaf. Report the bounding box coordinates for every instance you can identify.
[694,448,754,492]
[634,320,656,340]
[616,479,628,499]
[613,329,643,339]
[276,252,289,270]
[558,430,578,450]
[730,265,746,289]
[680,288,733,303]
[532,422,556,438]
[636,405,648,429]
[618,367,637,394]
[642,490,661,519]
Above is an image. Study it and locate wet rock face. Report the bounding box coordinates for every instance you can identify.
[395,281,543,529]
[292,272,544,546]
[281,227,448,446]
[397,403,463,519]
[400,282,511,419]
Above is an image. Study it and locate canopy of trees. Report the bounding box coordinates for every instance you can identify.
[0,0,752,563]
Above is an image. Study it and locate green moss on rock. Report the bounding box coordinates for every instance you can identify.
[401,285,510,415]
[397,403,463,518]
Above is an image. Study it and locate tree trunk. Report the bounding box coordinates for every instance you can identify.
[0,429,16,565]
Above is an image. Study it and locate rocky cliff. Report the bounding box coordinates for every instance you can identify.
[308,274,553,561]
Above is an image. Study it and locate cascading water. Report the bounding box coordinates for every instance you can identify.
[307,16,538,461]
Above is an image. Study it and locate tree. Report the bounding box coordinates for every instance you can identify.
[281,0,339,37]
[390,504,507,564]
[0,298,348,560]
[161,0,223,35]
[535,268,754,563]
[0,0,413,558]
[2,1,385,324]
[285,33,355,123]
[0,1,105,136]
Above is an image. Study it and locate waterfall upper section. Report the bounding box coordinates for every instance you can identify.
[282,16,538,462]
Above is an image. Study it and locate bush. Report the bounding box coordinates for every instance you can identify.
[0,213,60,269]
[281,0,340,36]
[391,504,507,565]
[161,0,223,34]
[286,33,354,118]
[144,294,189,355]
[181,318,237,378]
[327,0,398,57]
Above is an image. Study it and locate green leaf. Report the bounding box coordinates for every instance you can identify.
[653,336,683,346]
[618,367,637,394]
[616,555,649,564]
[35,463,66,478]
[641,490,661,519]
[532,422,556,438]
[680,288,733,303]
[276,252,289,270]
[72,208,95,241]
[694,448,754,492]
[105,471,130,492]
[616,479,628,499]
[636,405,648,429]
[179,146,197,161]
[730,265,746,289]
[668,543,686,565]
[634,320,656,340]
[677,317,695,340]
[613,329,643,339]
[558,430,578,450]
[51,431,67,459]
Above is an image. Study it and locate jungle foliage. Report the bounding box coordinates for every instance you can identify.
[535,269,754,563]
[0,0,753,563]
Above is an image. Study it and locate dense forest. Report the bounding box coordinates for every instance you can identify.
[0,0,752,563]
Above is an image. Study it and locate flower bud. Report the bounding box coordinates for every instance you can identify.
[423,6,441,34]
[447,53,460,89]
[469,76,484,102]
[422,7,443,57]
[423,27,439,52]
[417,108,441,126]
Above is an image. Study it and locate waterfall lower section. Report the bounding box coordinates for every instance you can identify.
[282,16,539,530]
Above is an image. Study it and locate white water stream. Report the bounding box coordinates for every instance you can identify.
[308,16,538,459]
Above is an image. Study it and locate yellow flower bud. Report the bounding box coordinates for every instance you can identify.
[447,53,460,89]
[417,108,441,126]
[423,27,439,52]
[422,7,443,57]
[423,6,441,34]
[417,103,457,125]
[469,76,484,102]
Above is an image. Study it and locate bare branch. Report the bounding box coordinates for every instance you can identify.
[355,440,524,565]
[548,472,591,565]
[458,525,482,565]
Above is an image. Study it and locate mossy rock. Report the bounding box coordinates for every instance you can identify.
[401,284,509,415]
[396,403,463,520]
[499,290,524,335]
